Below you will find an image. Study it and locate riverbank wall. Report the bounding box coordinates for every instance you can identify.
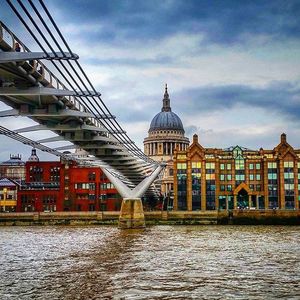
[0,210,299,226]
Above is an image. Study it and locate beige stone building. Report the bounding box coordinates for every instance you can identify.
[173,133,300,211]
[144,85,189,199]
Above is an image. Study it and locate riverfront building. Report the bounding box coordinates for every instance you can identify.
[0,154,25,180]
[18,160,120,212]
[143,85,189,196]
[6,149,121,212]
[173,133,300,211]
[0,178,18,212]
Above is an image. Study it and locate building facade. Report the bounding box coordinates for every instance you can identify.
[174,133,300,211]
[143,85,189,197]
[17,149,120,212]
[0,178,18,212]
[0,154,25,180]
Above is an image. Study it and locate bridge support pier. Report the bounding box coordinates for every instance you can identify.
[119,198,145,229]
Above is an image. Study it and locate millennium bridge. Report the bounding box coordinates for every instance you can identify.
[0,0,165,228]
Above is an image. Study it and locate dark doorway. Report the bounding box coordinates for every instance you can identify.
[251,195,257,208]
[237,188,249,209]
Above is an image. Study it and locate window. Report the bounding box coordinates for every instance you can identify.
[268,185,277,191]
[268,162,277,168]
[235,158,245,170]
[107,183,114,189]
[227,174,232,181]
[227,185,232,191]
[206,179,216,210]
[227,164,232,170]
[284,173,294,179]
[284,184,294,190]
[75,183,82,189]
[192,163,201,210]
[235,174,245,181]
[88,172,96,181]
[220,174,225,181]
[192,162,201,174]
[177,173,187,210]
[50,166,60,182]
[249,174,254,181]
[206,174,215,180]
[205,162,215,180]
[100,183,107,190]
[100,194,107,200]
[177,163,187,169]
[177,163,187,175]
[220,185,225,191]
[256,163,261,170]
[233,146,243,158]
[177,155,186,159]
[268,173,277,180]
[268,162,278,199]
[249,163,254,170]
[88,194,95,200]
[206,163,215,169]
[256,174,261,181]
[220,164,225,170]
[256,184,261,191]
[284,161,294,168]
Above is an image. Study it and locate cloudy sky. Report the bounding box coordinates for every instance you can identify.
[0,0,300,161]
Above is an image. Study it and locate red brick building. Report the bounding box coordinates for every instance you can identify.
[17,149,121,212]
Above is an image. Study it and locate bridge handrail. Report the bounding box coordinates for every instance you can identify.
[0,21,104,131]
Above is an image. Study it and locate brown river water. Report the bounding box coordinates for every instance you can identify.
[0,225,299,300]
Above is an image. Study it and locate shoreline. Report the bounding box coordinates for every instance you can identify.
[0,210,299,226]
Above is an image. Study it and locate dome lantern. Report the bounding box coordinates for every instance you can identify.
[162,83,171,112]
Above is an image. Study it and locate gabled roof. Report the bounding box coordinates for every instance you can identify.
[273,133,298,159]
[234,182,252,195]
[0,178,17,187]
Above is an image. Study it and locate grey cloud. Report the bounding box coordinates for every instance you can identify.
[44,0,300,46]
[173,81,300,121]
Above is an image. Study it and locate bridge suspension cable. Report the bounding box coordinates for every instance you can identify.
[6,0,156,165]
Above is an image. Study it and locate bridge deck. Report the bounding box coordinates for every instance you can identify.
[0,18,162,197]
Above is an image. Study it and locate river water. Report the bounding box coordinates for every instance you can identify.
[0,225,299,300]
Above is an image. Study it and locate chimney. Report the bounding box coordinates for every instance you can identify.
[193,134,198,144]
[281,133,287,143]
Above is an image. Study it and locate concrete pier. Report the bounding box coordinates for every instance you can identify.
[118,198,146,229]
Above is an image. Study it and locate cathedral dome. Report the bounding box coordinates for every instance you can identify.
[149,85,184,133]
[149,111,184,132]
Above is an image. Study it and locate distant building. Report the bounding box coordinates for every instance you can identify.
[0,178,18,212]
[27,148,39,162]
[0,154,25,180]
[143,85,189,201]
[173,133,300,211]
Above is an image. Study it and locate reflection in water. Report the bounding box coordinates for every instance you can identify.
[0,226,299,299]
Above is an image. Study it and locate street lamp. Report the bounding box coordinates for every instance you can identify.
[3,188,7,212]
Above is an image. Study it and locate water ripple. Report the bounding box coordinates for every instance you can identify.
[0,225,299,299]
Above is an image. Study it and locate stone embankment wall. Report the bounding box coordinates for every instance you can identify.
[0,210,299,226]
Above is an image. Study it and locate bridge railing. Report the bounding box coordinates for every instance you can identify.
[0,21,106,134]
